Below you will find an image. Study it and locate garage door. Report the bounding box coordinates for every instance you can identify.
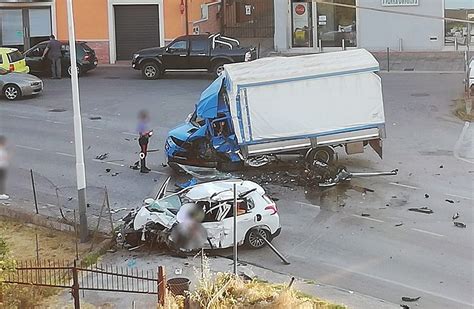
[114,5,160,61]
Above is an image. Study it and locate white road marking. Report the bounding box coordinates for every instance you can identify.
[55,152,75,158]
[411,228,444,237]
[16,144,42,151]
[92,159,125,167]
[453,122,474,164]
[121,132,136,136]
[352,214,385,223]
[9,114,32,120]
[295,201,321,209]
[389,182,419,190]
[150,170,167,175]
[85,126,104,130]
[445,193,473,201]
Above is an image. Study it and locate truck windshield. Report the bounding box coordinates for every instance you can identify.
[189,111,205,127]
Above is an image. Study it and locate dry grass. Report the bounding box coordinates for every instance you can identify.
[453,98,473,122]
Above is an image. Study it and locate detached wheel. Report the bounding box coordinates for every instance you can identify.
[3,84,21,101]
[306,146,335,164]
[245,228,270,249]
[212,61,228,77]
[142,62,161,80]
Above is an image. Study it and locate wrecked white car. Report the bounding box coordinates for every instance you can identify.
[119,178,281,251]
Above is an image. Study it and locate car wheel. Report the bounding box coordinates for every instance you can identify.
[212,61,228,77]
[142,62,161,80]
[306,146,335,164]
[67,65,81,77]
[245,228,270,249]
[3,84,21,101]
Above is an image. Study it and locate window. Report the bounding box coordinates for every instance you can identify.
[444,1,474,47]
[317,0,356,48]
[200,4,208,20]
[190,39,208,53]
[7,50,23,63]
[168,40,188,52]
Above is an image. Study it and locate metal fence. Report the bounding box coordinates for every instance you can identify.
[3,259,163,309]
[223,0,274,38]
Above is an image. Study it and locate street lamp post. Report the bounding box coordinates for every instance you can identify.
[66,0,88,242]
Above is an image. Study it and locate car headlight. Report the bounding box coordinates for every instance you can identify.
[245,51,251,62]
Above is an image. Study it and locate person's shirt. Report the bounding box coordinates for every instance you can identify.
[46,39,62,60]
[137,120,149,136]
[0,147,8,169]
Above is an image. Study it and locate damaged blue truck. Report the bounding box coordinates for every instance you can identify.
[165,49,387,171]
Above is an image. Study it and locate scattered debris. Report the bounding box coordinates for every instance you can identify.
[401,296,420,302]
[130,161,139,170]
[176,178,198,189]
[49,108,67,112]
[67,197,73,201]
[161,163,168,167]
[111,172,119,176]
[174,268,183,275]
[395,223,403,227]
[125,137,131,141]
[95,153,109,160]
[105,168,111,173]
[89,116,102,120]
[452,212,459,220]
[424,193,429,198]
[400,305,410,309]
[361,213,371,217]
[453,222,466,228]
[445,199,454,204]
[86,145,91,151]
[439,165,443,168]
[408,207,433,214]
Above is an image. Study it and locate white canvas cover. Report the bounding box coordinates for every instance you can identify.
[223,49,385,144]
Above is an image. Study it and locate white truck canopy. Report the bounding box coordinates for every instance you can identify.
[223,49,385,145]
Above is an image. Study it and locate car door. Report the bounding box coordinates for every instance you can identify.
[188,38,210,69]
[24,43,48,74]
[162,39,189,69]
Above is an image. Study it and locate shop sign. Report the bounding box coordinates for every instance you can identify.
[382,0,419,6]
[245,5,252,16]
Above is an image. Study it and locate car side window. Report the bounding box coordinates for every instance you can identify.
[190,39,208,54]
[168,40,188,53]
[27,44,46,57]
[0,54,3,65]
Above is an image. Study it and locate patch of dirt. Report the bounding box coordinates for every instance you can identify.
[453,98,473,122]
[0,217,90,261]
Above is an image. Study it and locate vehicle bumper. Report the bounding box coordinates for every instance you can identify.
[132,59,141,70]
[20,81,43,96]
[81,60,98,72]
[271,227,281,239]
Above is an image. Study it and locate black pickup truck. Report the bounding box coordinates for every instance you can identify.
[132,33,257,79]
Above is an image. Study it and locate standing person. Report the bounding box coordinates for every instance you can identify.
[137,110,153,173]
[0,136,9,200]
[42,35,62,79]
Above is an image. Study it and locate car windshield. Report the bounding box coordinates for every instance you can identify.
[147,194,182,212]
[7,50,24,63]
[0,67,9,75]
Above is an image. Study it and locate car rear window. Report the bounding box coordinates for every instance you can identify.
[81,43,94,53]
[7,51,24,63]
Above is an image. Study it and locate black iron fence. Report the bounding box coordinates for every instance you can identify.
[223,0,274,38]
[3,259,164,309]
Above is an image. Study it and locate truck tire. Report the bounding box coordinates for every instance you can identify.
[212,61,229,77]
[141,62,161,80]
[306,146,335,164]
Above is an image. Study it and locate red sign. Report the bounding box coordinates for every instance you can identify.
[295,4,306,15]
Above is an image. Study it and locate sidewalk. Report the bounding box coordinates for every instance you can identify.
[55,249,399,309]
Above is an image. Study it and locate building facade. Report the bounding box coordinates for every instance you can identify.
[274,0,471,52]
[0,0,221,63]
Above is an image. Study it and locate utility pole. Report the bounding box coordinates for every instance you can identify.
[66,0,88,242]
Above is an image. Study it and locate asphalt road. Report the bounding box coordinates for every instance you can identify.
[0,68,472,308]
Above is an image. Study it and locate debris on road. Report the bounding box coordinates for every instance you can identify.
[439,165,444,168]
[130,161,139,170]
[424,193,429,198]
[175,178,198,189]
[105,168,111,173]
[445,199,454,204]
[453,222,466,228]
[452,212,460,220]
[110,207,128,214]
[95,153,109,160]
[161,163,168,167]
[89,116,102,120]
[401,296,420,302]
[395,223,403,227]
[111,172,119,176]
[361,213,371,217]
[408,207,433,214]
[400,305,410,309]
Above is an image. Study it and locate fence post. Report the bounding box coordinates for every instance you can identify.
[158,266,166,306]
[342,39,345,51]
[72,260,80,309]
[30,169,39,214]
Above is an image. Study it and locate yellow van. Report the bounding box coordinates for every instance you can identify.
[0,47,30,73]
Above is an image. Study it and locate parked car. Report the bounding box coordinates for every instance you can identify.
[132,33,257,80]
[0,47,30,73]
[0,67,43,100]
[120,177,281,251]
[24,41,98,77]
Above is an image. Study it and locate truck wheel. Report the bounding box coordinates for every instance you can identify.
[212,61,228,77]
[142,62,161,80]
[245,228,270,249]
[306,146,335,164]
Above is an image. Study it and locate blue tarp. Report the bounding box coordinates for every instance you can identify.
[196,75,224,119]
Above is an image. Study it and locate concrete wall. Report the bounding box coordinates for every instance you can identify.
[357,0,444,51]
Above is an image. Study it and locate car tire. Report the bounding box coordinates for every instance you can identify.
[67,65,81,77]
[212,61,229,77]
[306,146,335,164]
[245,228,270,249]
[142,62,161,80]
[3,84,21,101]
